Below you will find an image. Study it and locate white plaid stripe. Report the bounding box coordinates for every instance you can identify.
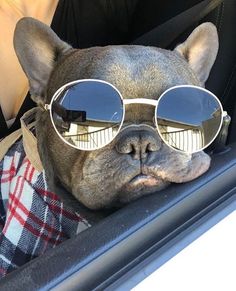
[0,254,17,269]
[1,152,21,202]
[4,176,33,246]
[55,201,63,248]
[32,203,49,256]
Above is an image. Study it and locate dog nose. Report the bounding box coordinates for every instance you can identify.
[116,126,161,160]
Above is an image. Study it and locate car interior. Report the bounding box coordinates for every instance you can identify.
[1,0,236,290]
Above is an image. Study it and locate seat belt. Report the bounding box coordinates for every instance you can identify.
[132,0,224,48]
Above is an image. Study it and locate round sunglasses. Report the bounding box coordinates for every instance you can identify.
[44,79,226,153]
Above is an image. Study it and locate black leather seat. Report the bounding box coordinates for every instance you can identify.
[204,0,236,144]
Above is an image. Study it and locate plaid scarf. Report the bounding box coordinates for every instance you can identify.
[0,137,90,278]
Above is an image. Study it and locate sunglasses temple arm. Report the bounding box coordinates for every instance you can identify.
[44,104,51,111]
[208,111,231,154]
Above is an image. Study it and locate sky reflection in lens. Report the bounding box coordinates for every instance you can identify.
[156,87,221,127]
[57,81,123,124]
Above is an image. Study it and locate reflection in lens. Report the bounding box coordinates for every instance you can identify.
[155,86,222,153]
[51,80,123,150]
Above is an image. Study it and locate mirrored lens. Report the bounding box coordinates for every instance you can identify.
[155,86,223,153]
[51,80,124,150]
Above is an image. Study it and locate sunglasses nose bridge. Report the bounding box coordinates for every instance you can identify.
[123,98,158,107]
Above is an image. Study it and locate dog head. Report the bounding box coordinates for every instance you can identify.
[14,18,218,209]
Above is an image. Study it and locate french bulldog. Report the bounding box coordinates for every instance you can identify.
[13,18,218,210]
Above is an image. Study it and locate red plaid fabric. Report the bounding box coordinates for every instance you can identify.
[0,137,90,278]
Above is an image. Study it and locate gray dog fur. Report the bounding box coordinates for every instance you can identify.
[13,18,218,210]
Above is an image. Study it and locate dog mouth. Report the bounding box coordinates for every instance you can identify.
[117,173,169,204]
[129,174,163,187]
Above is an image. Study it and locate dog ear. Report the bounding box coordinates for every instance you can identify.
[174,22,219,85]
[14,17,72,105]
